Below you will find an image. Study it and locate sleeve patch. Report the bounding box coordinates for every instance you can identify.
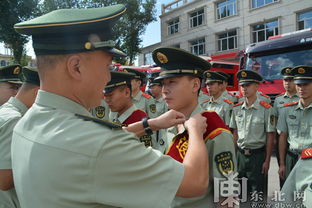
[215,151,234,176]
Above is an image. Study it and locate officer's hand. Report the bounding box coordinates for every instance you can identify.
[184,113,207,135]
[278,165,286,179]
[149,109,185,130]
[262,161,270,175]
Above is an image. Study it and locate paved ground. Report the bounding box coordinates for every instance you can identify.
[268,154,280,199]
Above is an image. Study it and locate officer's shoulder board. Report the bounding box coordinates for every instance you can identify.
[142,93,151,99]
[75,114,122,129]
[260,92,270,98]
[283,101,299,107]
[301,148,312,159]
[259,101,272,108]
[233,101,244,107]
[223,99,233,105]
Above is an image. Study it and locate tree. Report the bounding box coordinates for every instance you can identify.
[41,0,157,65]
[0,0,40,64]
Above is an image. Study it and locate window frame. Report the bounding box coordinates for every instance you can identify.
[251,19,279,43]
[297,10,312,30]
[251,0,279,9]
[190,38,206,55]
[189,8,205,28]
[167,18,180,35]
[216,0,238,20]
[217,29,238,52]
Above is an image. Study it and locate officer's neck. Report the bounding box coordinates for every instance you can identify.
[301,97,312,108]
[212,91,222,100]
[132,88,140,97]
[286,89,297,97]
[245,94,257,107]
[118,101,133,116]
[177,100,199,119]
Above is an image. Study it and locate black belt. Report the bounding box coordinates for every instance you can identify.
[238,146,265,156]
[287,149,300,159]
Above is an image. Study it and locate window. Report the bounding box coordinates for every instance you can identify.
[298,10,312,30]
[144,53,154,65]
[190,38,205,55]
[218,30,238,51]
[168,18,179,35]
[251,0,278,9]
[216,0,237,20]
[0,60,6,66]
[252,20,278,43]
[190,9,204,28]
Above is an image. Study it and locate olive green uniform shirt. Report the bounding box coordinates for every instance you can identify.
[230,99,276,149]
[155,97,167,116]
[166,104,237,208]
[238,91,271,104]
[281,158,312,207]
[277,101,312,152]
[11,90,184,208]
[198,91,210,104]
[132,90,157,118]
[90,99,110,120]
[0,97,28,208]
[201,96,233,125]
[273,93,299,117]
[222,90,238,103]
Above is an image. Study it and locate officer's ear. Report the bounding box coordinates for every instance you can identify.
[190,77,201,93]
[66,54,83,81]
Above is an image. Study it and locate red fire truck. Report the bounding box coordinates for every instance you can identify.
[240,28,312,100]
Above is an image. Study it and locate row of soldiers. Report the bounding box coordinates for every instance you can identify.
[0,3,311,208]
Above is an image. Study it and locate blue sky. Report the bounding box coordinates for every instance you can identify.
[141,0,172,47]
[0,0,173,59]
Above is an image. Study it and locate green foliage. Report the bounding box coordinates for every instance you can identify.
[0,0,156,66]
[0,0,40,64]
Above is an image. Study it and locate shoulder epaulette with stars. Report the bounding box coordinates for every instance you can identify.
[283,101,299,107]
[233,101,243,107]
[259,101,272,108]
[75,114,122,129]
[301,148,312,159]
[142,93,151,99]
[260,93,270,98]
[223,99,233,104]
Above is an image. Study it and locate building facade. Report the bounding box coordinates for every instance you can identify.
[139,0,312,65]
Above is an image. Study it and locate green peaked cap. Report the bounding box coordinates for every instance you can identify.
[152,47,211,80]
[14,4,126,57]
[0,64,22,83]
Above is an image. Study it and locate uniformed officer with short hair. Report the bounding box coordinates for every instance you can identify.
[273,67,299,117]
[218,71,239,103]
[104,71,152,147]
[277,65,312,183]
[11,5,209,208]
[0,67,40,208]
[201,71,233,126]
[230,70,275,204]
[147,71,167,116]
[273,66,299,188]
[122,67,158,118]
[153,47,237,207]
[0,65,22,106]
